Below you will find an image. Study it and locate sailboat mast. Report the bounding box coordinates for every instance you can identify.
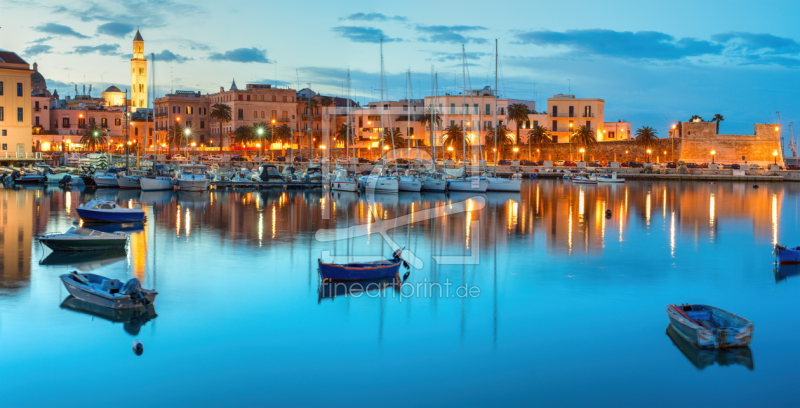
[494,39,498,177]
[435,73,439,165]
[379,40,385,162]
[151,53,155,167]
[461,44,466,166]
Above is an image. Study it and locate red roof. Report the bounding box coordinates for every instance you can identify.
[0,51,28,65]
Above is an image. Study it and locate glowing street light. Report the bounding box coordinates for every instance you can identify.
[513,146,520,161]
[774,150,778,165]
[579,147,585,162]
[646,149,652,162]
[710,150,716,164]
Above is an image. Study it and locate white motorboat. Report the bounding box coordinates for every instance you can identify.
[562,171,573,180]
[213,167,233,182]
[362,172,399,193]
[302,165,325,184]
[93,168,125,188]
[177,164,209,192]
[571,176,597,185]
[330,169,358,192]
[39,227,128,251]
[140,176,175,191]
[60,272,157,309]
[486,172,522,192]
[117,172,142,189]
[593,172,626,184]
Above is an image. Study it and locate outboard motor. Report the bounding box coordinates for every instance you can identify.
[121,278,149,305]
[10,171,21,181]
[59,174,72,187]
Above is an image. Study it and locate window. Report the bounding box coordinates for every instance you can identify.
[187,107,193,114]
[17,83,23,96]
[450,103,455,114]
[282,111,288,120]
[584,106,592,117]
[500,107,505,115]
[89,118,95,125]
[272,95,276,101]
[186,121,191,128]
[450,120,455,127]
[474,104,478,115]
[139,84,144,92]
[485,104,490,115]
[525,121,530,129]
[552,136,559,143]
[247,95,251,101]
[586,121,591,129]
[63,117,70,127]
[533,120,538,129]
[139,100,143,108]
[134,127,139,136]
[260,95,264,101]
[200,121,205,129]
[78,118,85,128]
[139,68,144,75]
[0,107,3,121]
[403,105,408,112]
[0,82,3,95]
[568,106,574,117]
[238,95,243,101]
[1,130,5,136]
[608,131,616,139]
[282,96,287,102]
[552,120,557,132]
[271,110,277,120]
[253,110,257,118]
[552,106,558,117]
[115,118,121,126]
[35,116,40,126]
[17,108,23,122]
[238,109,243,120]
[101,118,108,128]
[1,144,6,150]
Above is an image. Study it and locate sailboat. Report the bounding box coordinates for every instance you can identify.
[446,45,489,193]
[395,70,422,192]
[363,39,399,194]
[421,71,447,192]
[331,69,358,192]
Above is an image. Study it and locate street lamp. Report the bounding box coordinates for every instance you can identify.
[646,149,652,163]
[774,150,778,165]
[579,147,585,162]
[513,147,519,161]
[447,146,454,161]
[710,150,716,164]
[184,128,191,158]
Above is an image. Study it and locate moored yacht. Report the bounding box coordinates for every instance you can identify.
[177,164,209,192]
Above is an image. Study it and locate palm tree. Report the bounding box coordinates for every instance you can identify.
[690,115,703,122]
[442,124,467,160]
[274,124,292,156]
[79,122,107,152]
[166,123,184,155]
[484,124,513,162]
[210,103,232,153]
[527,126,552,161]
[335,123,351,152]
[570,125,597,159]
[382,128,407,149]
[711,114,724,133]
[232,125,254,148]
[634,126,658,149]
[506,103,530,147]
[418,107,442,130]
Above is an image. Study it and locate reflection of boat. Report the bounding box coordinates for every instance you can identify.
[76,200,145,222]
[39,227,127,251]
[85,222,145,234]
[774,244,800,264]
[774,264,800,282]
[666,324,754,370]
[39,249,126,271]
[318,276,399,302]
[139,190,175,204]
[666,304,754,348]
[484,192,519,206]
[318,250,405,281]
[60,272,157,309]
[60,296,158,336]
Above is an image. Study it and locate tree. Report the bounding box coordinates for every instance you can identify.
[253,122,272,156]
[382,128,407,149]
[634,126,659,151]
[418,107,442,129]
[711,114,724,133]
[166,123,184,155]
[484,124,513,161]
[335,123,352,152]
[79,122,107,152]
[210,103,232,153]
[506,103,530,147]
[570,125,597,152]
[274,124,292,156]
[442,124,468,160]
[690,115,703,122]
[527,126,552,161]
[233,125,254,147]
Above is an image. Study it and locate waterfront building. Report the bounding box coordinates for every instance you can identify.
[670,121,784,166]
[154,90,210,147]
[0,51,34,158]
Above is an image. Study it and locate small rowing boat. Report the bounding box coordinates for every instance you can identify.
[666,304,753,349]
[774,244,800,264]
[318,249,407,281]
[60,271,157,309]
[571,176,597,184]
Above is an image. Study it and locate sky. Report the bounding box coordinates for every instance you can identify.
[2,0,800,143]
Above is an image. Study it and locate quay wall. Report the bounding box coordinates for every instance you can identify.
[677,122,783,167]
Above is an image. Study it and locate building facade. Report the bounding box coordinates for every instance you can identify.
[0,51,34,158]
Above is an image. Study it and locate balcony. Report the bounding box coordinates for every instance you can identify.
[549,113,576,118]
[582,113,594,118]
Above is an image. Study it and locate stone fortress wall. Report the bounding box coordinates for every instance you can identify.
[677,122,783,166]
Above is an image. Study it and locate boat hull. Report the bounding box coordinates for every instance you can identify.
[318,260,402,281]
[117,175,141,189]
[422,178,447,192]
[364,177,399,193]
[76,208,145,223]
[447,178,489,193]
[330,180,359,192]
[39,237,127,251]
[666,304,753,349]
[486,177,522,192]
[94,176,119,188]
[775,245,800,264]
[398,178,422,192]
[178,178,208,192]
[60,275,157,309]
[140,177,175,191]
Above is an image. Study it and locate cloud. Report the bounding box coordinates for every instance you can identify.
[712,32,800,55]
[96,22,135,38]
[30,36,54,44]
[184,40,210,51]
[416,25,487,44]
[71,44,121,56]
[153,49,192,63]
[332,26,401,43]
[428,51,489,62]
[51,1,201,29]
[208,47,271,63]
[340,12,406,22]
[34,23,89,39]
[513,29,722,60]
[740,54,800,68]
[24,44,53,56]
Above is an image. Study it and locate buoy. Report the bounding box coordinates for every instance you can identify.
[133,340,144,356]
[605,209,612,216]
[753,184,759,189]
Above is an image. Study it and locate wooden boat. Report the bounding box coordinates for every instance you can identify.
[666,324,754,370]
[774,244,800,264]
[666,304,753,349]
[571,176,597,184]
[76,200,145,223]
[318,250,406,281]
[39,227,127,251]
[59,271,157,309]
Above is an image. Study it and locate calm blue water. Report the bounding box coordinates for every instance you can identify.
[1,180,799,407]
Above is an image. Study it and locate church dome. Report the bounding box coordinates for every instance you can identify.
[104,85,122,93]
[30,62,47,95]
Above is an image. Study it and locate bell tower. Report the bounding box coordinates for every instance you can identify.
[130,30,147,112]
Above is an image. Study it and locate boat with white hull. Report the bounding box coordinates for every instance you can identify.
[447,176,489,193]
[486,173,522,192]
[117,174,141,189]
[363,174,399,193]
[177,164,209,192]
[60,272,157,309]
[398,175,422,192]
[140,176,175,191]
[422,175,447,192]
[330,169,359,192]
[39,227,127,251]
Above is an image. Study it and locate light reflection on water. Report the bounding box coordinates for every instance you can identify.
[1,180,800,406]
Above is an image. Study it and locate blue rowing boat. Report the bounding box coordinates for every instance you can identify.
[774,244,800,264]
[76,200,145,223]
[318,250,406,281]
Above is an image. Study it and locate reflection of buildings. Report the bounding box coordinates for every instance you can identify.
[0,188,33,291]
